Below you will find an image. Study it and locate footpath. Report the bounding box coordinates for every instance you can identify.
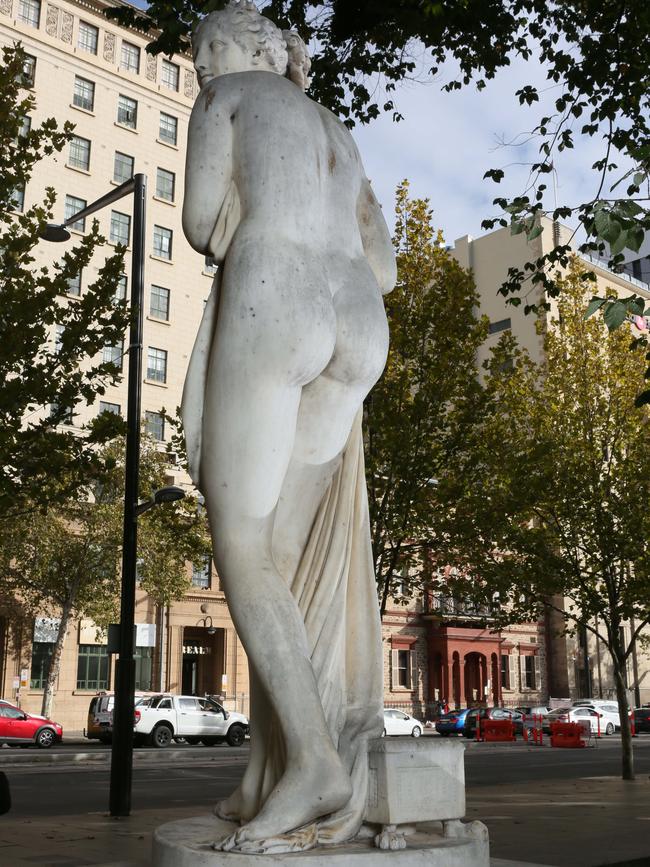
[0,736,649,866]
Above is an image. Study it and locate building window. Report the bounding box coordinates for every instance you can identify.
[78,21,99,55]
[102,340,123,370]
[523,655,538,690]
[159,112,178,145]
[115,274,127,302]
[488,318,511,335]
[69,135,91,171]
[396,649,410,687]
[161,59,179,91]
[153,225,172,260]
[30,642,54,689]
[17,54,36,87]
[99,400,120,415]
[500,655,509,689]
[77,644,110,690]
[134,646,153,691]
[113,151,134,184]
[50,401,74,424]
[10,185,25,212]
[192,555,212,589]
[18,0,40,28]
[120,40,140,74]
[110,210,131,247]
[146,347,167,383]
[155,167,175,202]
[150,285,170,320]
[73,76,95,111]
[54,324,65,353]
[66,270,82,296]
[18,114,31,140]
[117,94,137,129]
[65,195,86,232]
[145,410,165,441]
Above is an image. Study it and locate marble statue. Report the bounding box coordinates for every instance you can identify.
[181,0,396,855]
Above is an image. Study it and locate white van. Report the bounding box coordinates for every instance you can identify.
[572,699,620,733]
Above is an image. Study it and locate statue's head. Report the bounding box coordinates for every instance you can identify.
[193,1,310,91]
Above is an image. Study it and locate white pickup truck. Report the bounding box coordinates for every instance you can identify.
[134,694,249,748]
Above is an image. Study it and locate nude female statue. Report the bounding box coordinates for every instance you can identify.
[181,1,396,854]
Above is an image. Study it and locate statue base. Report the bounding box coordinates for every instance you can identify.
[153,815,490,866]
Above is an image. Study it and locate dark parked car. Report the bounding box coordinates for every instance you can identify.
[514,705,550,718]
[463,707,524,739]
[0,699,63,748]
[633,707,650,733]
[435,708,470,736]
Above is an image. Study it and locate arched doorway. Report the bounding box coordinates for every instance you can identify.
[464,652,488,706]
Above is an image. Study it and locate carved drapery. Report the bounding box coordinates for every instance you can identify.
[0,0,12,17]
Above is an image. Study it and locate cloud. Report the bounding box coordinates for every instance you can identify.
[352,53,614,247]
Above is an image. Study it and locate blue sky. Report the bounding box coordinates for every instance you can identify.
[352,52,604,246]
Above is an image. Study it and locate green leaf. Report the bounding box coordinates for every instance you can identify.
[584,297,607,320]
[601,218,623,245]
[527,224,543,241]
[626,227,645,254]
[609,230,629,256]
[593,210,610,236]
[603,301,628,331]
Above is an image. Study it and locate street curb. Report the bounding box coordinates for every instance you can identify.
[0,747,248,766]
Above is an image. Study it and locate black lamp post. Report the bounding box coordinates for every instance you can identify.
[41,174,183,816]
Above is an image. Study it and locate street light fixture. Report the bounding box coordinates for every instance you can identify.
[40,175,148,817]
[135,485,186,517]
[198,615,217,636]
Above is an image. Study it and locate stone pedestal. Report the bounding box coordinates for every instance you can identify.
[153,738,490,865]
[366,736,466,826]
[153,815,489,866]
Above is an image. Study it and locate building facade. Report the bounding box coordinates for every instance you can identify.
[452,218,650,709]
[0,0,250,731]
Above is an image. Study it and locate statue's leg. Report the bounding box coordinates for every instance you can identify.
[200,310,352,848]
[213,665,270,822]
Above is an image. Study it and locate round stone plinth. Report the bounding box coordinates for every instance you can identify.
[153,816,490,866]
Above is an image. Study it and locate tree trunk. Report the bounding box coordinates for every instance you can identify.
[40,591,77,720]
[613,662,634,781]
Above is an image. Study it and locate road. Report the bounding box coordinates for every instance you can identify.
[4,735,650,818]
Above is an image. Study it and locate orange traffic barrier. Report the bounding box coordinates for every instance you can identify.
[529,713,544,745]
[481,719,516,742]
[550,721,586,748]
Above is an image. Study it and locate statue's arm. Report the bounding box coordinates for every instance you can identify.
[356,179,397,295]
[182,82,236,258]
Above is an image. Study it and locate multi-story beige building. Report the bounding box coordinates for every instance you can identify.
[0,0,249,731]
[453,218,650,708]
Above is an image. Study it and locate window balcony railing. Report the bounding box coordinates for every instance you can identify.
[424,594,495,622]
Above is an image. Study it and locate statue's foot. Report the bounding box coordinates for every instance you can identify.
[213,759,352,853]
[213,785,258,823]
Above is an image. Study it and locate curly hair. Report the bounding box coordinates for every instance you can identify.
[194,1,288,77]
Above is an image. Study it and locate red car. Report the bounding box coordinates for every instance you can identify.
[0,700,63,748]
